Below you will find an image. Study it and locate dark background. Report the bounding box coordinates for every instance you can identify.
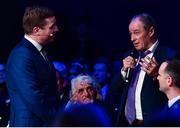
[1,0,180,64]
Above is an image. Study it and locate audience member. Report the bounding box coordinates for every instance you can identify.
[92,57,111,102]
[68,58,89,81]
[53,61,68,80]
[64,74,102,111]
[92,57,118,124]
[6,6,59,126]
[149,59,180,126]
[55,67,111,127]
[53,61,70,111]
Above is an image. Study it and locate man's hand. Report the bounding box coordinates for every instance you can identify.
[122,56,136,72]
[140,56,159,80]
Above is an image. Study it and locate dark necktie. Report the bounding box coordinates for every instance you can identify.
[125,50,151,124]
[40,48,52,68]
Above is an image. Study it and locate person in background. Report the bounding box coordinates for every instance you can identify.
[115,13,178,126]
[68,58,89,81]
[92,57,111,102]
[6,6,59,126]
[53,61,69,98]
[53,61,70,111]
[53,74,112,127]
[64,74,102,111]
[92,57,118,124]
[53,61,68,80]
[151,59,180,126]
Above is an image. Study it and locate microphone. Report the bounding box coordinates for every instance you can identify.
[125,49,135,83]
[49,33,53,37]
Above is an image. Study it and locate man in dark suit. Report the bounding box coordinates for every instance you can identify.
[115,13,178,126]
[152,59,180,126]
[6,6,59,126]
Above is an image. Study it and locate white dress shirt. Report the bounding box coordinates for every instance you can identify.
[168,95,180,108]
[24,35,44,59]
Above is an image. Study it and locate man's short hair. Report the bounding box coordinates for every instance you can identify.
[23,5,54,34]
[165,59,180,88]
[131,13,158,36]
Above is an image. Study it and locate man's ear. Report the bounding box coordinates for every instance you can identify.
[148,26,155,37]
[32,26,40,36]
[167,75,173,87]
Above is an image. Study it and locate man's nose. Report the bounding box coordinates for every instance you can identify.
[131,35,135,42]
[83,89,89,96]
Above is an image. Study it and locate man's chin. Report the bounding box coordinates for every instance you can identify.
[82,99,93,104]
[135,47,143,51]
[47,37,55,42]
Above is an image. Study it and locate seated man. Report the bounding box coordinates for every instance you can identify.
[92,57,111,102]
[148,59,180,126]
[54,74,112,126]
[64,74,102,110]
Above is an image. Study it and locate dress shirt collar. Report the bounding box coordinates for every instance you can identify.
[24,34,43,52]
[168,95,180,108]
[145,40,159,54]
[138,40,158,57]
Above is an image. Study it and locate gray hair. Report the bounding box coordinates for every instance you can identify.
[71,74,97,95]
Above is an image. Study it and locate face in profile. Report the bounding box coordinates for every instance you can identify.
[39,16,59,44]
[157,62,169,93]
[129,18,152,51]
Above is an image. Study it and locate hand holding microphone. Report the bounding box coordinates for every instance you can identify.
[123,50,136,82]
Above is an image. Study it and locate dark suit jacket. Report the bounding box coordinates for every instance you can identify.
[115,45,178,126]
[6,38,59,126]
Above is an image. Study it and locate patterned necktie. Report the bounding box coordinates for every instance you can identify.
[125,50,151,124]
